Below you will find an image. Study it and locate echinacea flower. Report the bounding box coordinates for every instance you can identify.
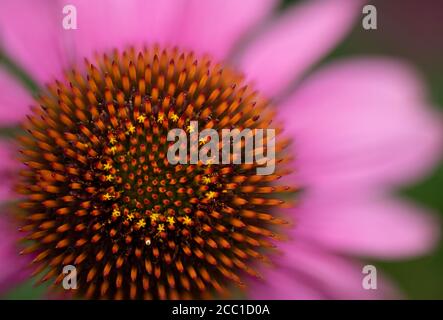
[0,0,441,299]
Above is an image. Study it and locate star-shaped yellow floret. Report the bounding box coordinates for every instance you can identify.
[105,174,114,182]
[109,137,117,145]
[205,191,217,200]
[103,163,112,171]
[157,114,164,123]
[150,213,160,222]
[199,137,208,146]
[126,213,134,221]
[169,113,179,122]
[206,159,213,167]
[137,115,146,123]
[157,224,165,232]
[202,176,211,184]
[182,216,192,226]
[109,146,117,155]
[166,216,175,226]
[136,219,146,228]
[112,208,121,217]
[103,193,113,200]
[126,124,136,134]
[186,124,195,133]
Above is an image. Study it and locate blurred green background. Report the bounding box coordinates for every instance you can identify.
[2,0,443,299]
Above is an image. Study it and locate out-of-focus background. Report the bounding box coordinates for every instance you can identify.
[282,0,443,299]
[2,0,443,299]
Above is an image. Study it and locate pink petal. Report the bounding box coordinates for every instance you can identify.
[0,0,70,83]
[0,141,19,202]
[66,0,184,61]
[0,215,29,294]
[248,269,324,299]
[173,0,277,60]
[280,57,443,192]
[0,68,34,124]
[0,144,29,294]
[293,194,440,259]
[236,0,362,97]
[257,241,399,299]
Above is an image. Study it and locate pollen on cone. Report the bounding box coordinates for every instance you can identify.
[17,46,294,300]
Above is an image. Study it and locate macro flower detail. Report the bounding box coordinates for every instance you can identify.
[16,48,292,299]
[0,0,442,300]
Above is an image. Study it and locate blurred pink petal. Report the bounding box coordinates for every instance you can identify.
[280,57,443,192]
[0,68,34,124]
[252,241,398,299]
[0,215,28,294]
[293,194,440,259]
[0,142,18,202]
[236,0,362,97]
[173,0,277,60]
[0,0,70,83]
[248,269,324,299]
[66,0,183,61]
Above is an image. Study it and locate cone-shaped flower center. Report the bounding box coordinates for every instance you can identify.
[17,47,293,299]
